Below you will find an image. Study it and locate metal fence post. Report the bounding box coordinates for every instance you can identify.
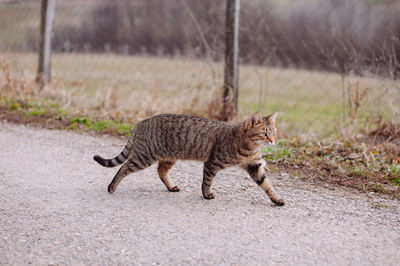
[37,0,56,84]
[222,0,240,121]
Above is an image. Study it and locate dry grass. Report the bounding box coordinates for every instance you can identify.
[2,52,400,136]
[3,53,223,121]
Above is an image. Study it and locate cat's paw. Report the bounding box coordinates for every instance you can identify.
[203,192,215,200]
[169,186,180,192]
[108,184,116,194]
[271,198,285,206]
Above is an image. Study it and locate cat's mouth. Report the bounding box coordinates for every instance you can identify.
[263,140,275,147]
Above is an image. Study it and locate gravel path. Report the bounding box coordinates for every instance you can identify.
[0,122,399,265]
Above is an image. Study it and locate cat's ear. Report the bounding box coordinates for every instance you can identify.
[245,112,262,130]
[265,111,279,124]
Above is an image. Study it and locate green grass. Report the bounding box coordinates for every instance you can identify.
[392,178,400,187]
[29,106,45,116]
[376,203,389,208]
[388,166,400,187]
[348,166,368,179]
[69,116,135,136]
[0,97,135,137]
[262,142,294,161]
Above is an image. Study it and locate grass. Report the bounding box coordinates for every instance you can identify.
[2,52,399,136]
[68,116,134,135]
[0,97,135,137]
[262,139,400,197]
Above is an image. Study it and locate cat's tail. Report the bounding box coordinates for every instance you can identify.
[93,139,133,168]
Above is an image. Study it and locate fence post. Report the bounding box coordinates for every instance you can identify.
[222,0,240,121]
[37,0,56,84]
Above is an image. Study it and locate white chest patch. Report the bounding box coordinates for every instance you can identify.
[261,160,267,168]
[260,159,270,172]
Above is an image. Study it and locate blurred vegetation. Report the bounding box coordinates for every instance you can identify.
[1,0,400,77]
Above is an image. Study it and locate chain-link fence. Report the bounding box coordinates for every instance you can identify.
[1,0,399,136]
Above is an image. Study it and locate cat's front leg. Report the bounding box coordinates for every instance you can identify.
[202,161,224,199]
[244,161,285,206]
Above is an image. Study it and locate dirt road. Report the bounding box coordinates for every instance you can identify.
[0,122,399,265]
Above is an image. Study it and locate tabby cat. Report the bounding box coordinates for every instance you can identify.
[94,112,285,206]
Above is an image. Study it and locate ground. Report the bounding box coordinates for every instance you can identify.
[0,122,399,265]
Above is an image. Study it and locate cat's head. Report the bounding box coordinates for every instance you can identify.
[243,111,279,146]
[243,112,268,145]
[262,112,279,146]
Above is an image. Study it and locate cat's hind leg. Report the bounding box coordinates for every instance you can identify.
[108,156,154,193]
[157,160,179,192]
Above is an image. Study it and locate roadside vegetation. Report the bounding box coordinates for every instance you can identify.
[262,138,400,197]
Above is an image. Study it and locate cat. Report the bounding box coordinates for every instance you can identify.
[94,112,285,206]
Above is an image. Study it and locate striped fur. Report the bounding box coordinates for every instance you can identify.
[94,112,284,206]
[93,136,134,167]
